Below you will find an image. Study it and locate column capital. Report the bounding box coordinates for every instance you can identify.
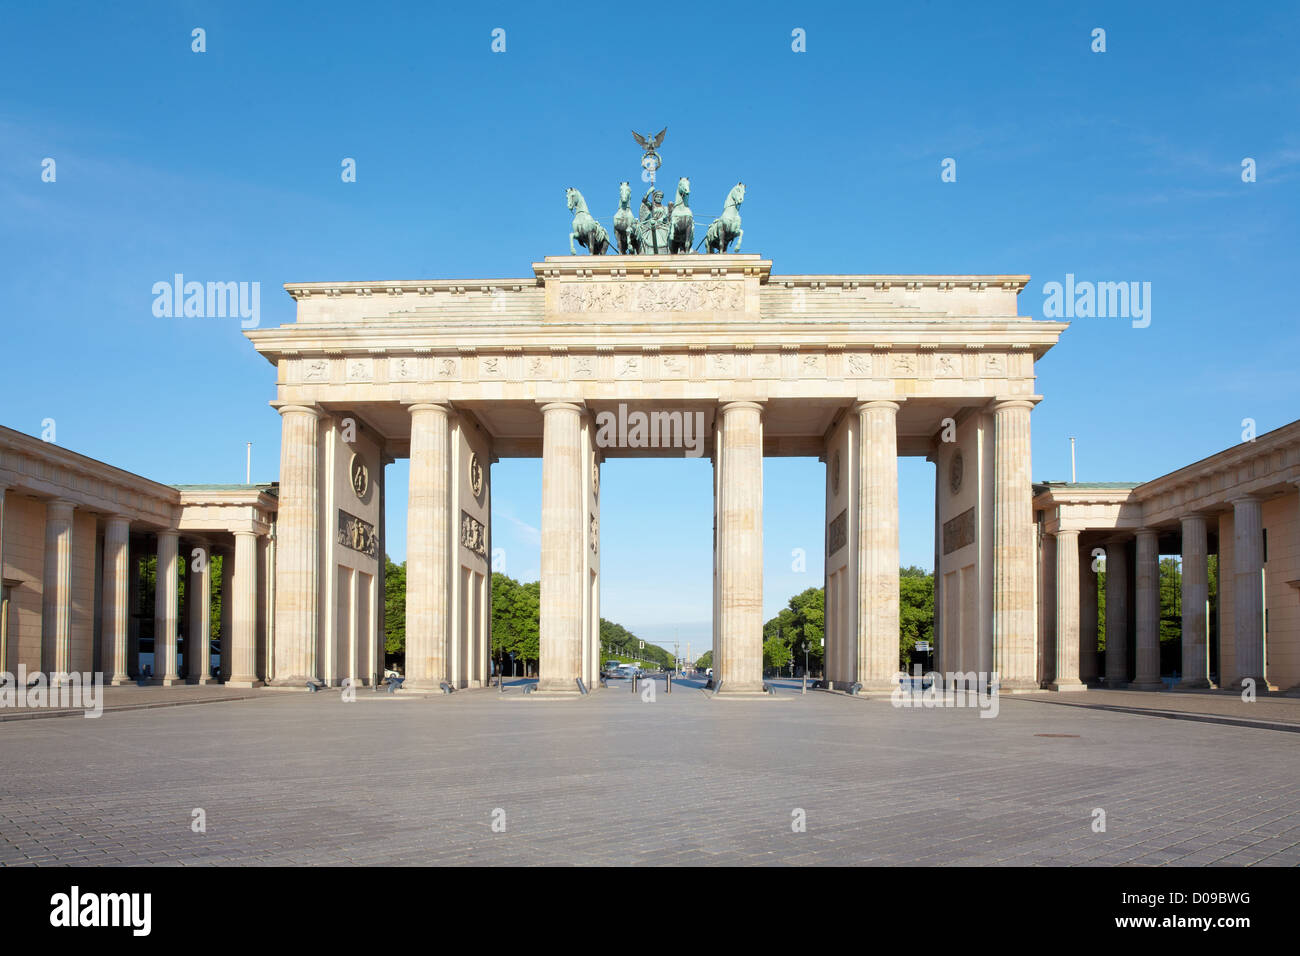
[718,400,765,415]
[537,400,586,415]
[46,498,76,520]
[1179,511,1210,525]
[1229,493,1261,506]
[853,399,900,415]
[406,401,454,415]
[990,397,1037,413]
[1134,527,1159,540]
[272,402,322,419]
[1052,528,1080,541]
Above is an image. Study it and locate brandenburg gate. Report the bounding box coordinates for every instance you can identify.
[245,253,1065,695]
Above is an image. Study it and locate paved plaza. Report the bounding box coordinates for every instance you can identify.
[2,683,1298,866]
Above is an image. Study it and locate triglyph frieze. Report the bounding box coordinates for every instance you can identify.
[287,348,1022,390]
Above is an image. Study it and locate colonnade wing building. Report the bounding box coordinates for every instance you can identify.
[0,426,277,686]
[1034,419,1300,693]
[2,254,1297,695]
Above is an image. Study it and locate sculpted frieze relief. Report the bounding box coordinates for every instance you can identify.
[556,280,744,313]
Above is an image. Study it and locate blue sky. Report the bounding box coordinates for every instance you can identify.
[3,2,1297,653]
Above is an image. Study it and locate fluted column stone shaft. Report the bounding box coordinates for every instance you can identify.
[1132,529,1163,690]
[273,404,320,684]
[102,517,131,685]
[538,402,585,692]
[1232,496,1266,687]
[857,400,900,689]
[155,530,181,684]
[716,401,764,694]
[1104,541,1129,686]
[1050,530,1085,690]
[1177,514,1210,688]
[229,531,262,686]
[406,403,452,689]
[42,500,75,678]
[993,400,1037,689]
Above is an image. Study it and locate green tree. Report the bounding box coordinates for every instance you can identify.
[695,650,713,670]
[763,636,793,671]
[384,555,406,656]
[763,587,825,672]
[491,573,540,675]
[899,566,934,666]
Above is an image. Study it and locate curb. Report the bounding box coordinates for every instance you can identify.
[0,692,273,723]
[1013,696,1300,734]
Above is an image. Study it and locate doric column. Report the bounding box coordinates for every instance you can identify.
[154,530,181,684]
[42,499,75,679]
[1231,495,1266,688]
[992,399,1037,689]
[716,401,764,693]
[1104,541,1129,686]
[1131,529,1163,690]
[538,402,586,693]
[1079,542,1099,683]
[261,531,276,683]
[102,516,132,685]
[228,531,262,687]
[406,403,452,689]
[187,543,212,683]
[272,404,320,684]
[1177,514,1210,688]
[1050,530,1085,691]
[857,400,900,690]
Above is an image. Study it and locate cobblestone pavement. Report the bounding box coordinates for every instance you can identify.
[1,685,1297,866]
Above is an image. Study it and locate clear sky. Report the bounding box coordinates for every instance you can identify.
[3,2,1297,654]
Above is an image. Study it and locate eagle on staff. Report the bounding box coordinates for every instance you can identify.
[632,127,667,178]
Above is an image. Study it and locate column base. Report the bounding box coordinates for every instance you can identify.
[1231,677,1279,692]
[1104,678,1130,689]
[400,679,442,691]
[995,678,1040,693]
[1048,680,1087,693]
[225,678,264,688]
[534,678,584,697]
[714,681,766,696]
[1176,677,1213,690]
[157,677,185,687]
[857,678,901,693]
[1129,680,1164,691]
[268,674,316,688]
[107,676,131,686]
[187,676,215,686]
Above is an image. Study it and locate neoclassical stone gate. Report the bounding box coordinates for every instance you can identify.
[246,254,1065,695]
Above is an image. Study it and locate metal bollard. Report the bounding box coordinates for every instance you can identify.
[666,673,672,694]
